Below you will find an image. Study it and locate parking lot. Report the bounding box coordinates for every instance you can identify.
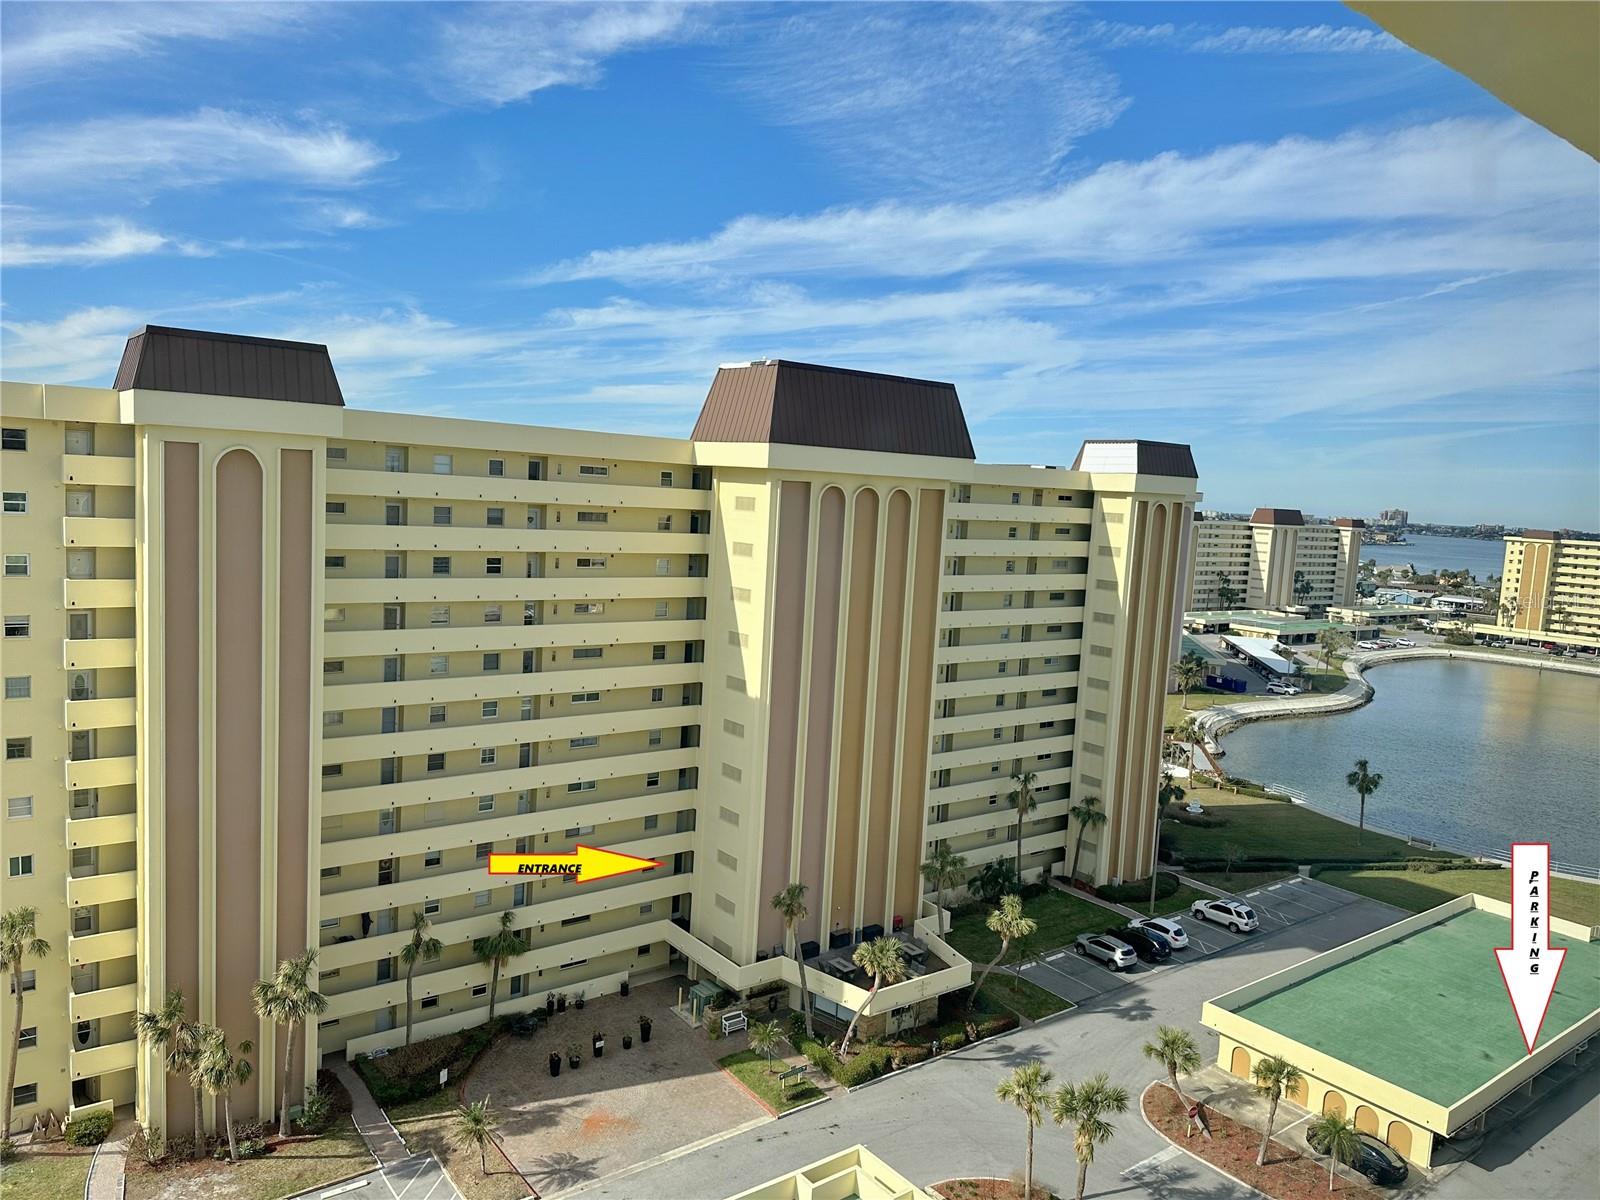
[1009,875,1356,1005]
[302,1152,462,1200]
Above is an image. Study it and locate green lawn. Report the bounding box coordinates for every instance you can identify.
[1320,866,1600,925]
[1183,869,1298,894]
[1166,786,1458,865]
[0,1143,93,1200]
[1164,689,1236,730]
[947,889,1116,965]
[718,1049,825,1113]
[124,1118,370,1200]
[976,972,1073,1020]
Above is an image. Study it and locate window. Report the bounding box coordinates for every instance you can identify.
[325,501,345,515]
[652,644,667,662]
[569,736,597,749]
[571,691,599,704]
[994,695,1006,708]
[648,729,662,747]
[578,464,608,476]
[480,748,496,765]
[482,700,499,719]
[424,850,443,868]
[657,515,672,532]
[2,493,26,513]
[433,505,452,525]
[486,557,502,575]
[654,601,669,618]
[660,471,673,487]
[420,996,439,1010]
[326,446,347,461]
[483,652,500,670]
[3,555,27,577]
[17,1026,36,1049]
[1,428,26,451]
[424,899,441,916]
[432,556,451,576]
[576,511,608,524]
[433,454,453,474]
[11,970,36,994]
[475,842,492,862]
[8,855,33,877]
[4,677,30,699]
[576,556,606,569]
[325,555,346,570]
[489,458,505,477]
[573,602,604,615]
[320,866,342,879]
[12,1083,37,1107]
[5,739,30,760]
[325,606,346,622]
[487,506,505,527]
[567,780,596,793]
[430,606,450,624]
[650,687,664,702]
[427,753,445,772]
[385,447,406,471]
[1011,492,1021,504]
[573,647,602,660]
[321,764,344,780]
[429,705,447,724]
[645,773,660,789]
[7,797,32,819]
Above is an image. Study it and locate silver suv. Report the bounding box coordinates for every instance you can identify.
[1074,933,1138,971]
[1190,898,1259,933]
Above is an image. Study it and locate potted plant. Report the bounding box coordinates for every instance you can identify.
[567,1044,581,1069]
[638,1014,652,1044]
[546,992,557,1016]
[575,992,586,1010]
[767,995,780,1013]
[620,978,630,998]
[549,1051,561,1077]
[556,992,567,1013]
[622,1033,633,1050]
[593,1031,605,1058]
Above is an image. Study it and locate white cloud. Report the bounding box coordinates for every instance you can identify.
[3,108,392,194]
[1,218,208,267]
[432,2,691,106]
[299,202,388,232]
[0,2,311,88]
[531,119,1596,286]
[1190,24,1403,55]
[0,306,142,383]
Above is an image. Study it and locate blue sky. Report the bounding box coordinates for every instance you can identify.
[2,2,1596,528]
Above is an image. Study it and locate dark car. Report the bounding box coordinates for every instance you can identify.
[1106,924,1171,963]
[1307,1129,1409,1187]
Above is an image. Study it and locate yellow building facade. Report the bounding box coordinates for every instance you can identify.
[1,328,1197,1136]
[1485,531,1600,649]
[1186,508,1362,612]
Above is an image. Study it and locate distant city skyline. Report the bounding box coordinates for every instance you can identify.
[2,1,1597,526]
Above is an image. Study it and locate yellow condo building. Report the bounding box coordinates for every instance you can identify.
[0,327,1197,1137]
[1186,508,1362,612]
[1484,530,1600,649]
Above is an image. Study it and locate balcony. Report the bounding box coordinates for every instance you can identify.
[322,660,702,714]
[69,983,138,1024]
[324,467,709,512]
[67,812,137,850]
[934,670,1077,702]
[324,524,707,556]
[63,578,135,609]
[63,638,136,670]
[323,574,708,606]
[62,454,135,488]
[932,701,1075,738]
[939,605,1085,630]
[945,538,1091,558]
[62,517,135,548]
[323,618,706,661]
[927,796,1074,841]
[65,755,136,790]
[947,500,1094,523]
[67,869,138,907]
[70,1037,137,1080]
[941,572,1087,595]
[930,765,1074,807]
[931,733,1074,772]
[64,696,136,731]
[68,926,138,966]
[936,640,1081,667]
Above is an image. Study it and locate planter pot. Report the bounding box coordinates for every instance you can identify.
[549,1053,561,1077]
[546,997,556,1016]
[620,979,630,998]
[622,1034,633,1050]
[556,996,567,1013]
[593,1038,605,1059]
[575,995,585,1010]
[639,1021,652,1044]
[568,1054,580,1069]
[767,996,780,1013]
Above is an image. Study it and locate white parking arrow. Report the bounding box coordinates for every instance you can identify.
[1493,842,1567,1054]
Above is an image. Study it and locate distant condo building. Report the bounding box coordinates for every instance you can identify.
[1487,530,1600,646]
[1185,508,1363,611]
[0,328,1199,1136]
[1377,508,1409,528]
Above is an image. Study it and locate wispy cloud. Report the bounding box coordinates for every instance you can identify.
[3,108,393,195]
[0,306,143,383]
[298,202,389,232]
[1,216,208,267]
[431,1,692,106]
[0,1,311,88]
[1085,20,1403,56]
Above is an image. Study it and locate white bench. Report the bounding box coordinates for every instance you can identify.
[720,1010,748,1035]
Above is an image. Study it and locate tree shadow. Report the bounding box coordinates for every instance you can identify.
[521,1150,602,1192]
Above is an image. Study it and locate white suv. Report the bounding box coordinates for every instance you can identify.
[1265,681,1302,696]
[1191,898,1259,933]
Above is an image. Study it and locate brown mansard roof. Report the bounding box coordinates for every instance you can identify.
[1069,439,1198,479]
[692,360,975,460]
[1250,507,1305,525]
[114,326,344,407]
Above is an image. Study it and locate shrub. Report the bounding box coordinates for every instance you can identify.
[895,1046,931,1068]
[65,1110,115,1146]
[296,1086,335,1135]
[802,1041,839,1076]
[354,1022,499,1106]
[130,1125,166,1168]
[834,1045,894,1087]
[970,860,1020,904]
[0,1139,18,1165]
[975,1013,1019,1039]
[939,1031,967,1053]
[1098,873,1179,904]
[786,1012,807,1046]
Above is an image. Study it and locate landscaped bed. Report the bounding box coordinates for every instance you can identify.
[387,1092,528,1200]
[933,1177,1056,1200]
[946,889,1113,966]
[1185,869,1299,894]
[1319,864,1600,924]
[717,1049,825,1114]
[1142,1082,1382,1199]
[354,1020,501,1105]
[123,1117,371,1200]
[981,972,1072,1020]
[0,1141,94,1200]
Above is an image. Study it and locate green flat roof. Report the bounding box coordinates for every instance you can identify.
[1230,908,1600,1107]
[1184,609,1381,634]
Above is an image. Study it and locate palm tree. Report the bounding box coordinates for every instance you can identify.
[1,906,50,1138]
[1344,759,1383,844]
[1173,658,1205,709]
[252,948,328,1138]
[190,1026,254,1162]
[1052,1072,1130,1200]
[838,937,906,1058]
[971,893,1036,1001]
[1068,795,1105,884]
[770,883,814,1038]
[452,1096,500,1177]
[1251,1055,1305,1167]
[1317,627,1350,671]
[472,911,528,1024]
[136,989,205,1156]
[1142,1026,1209,1138]
[1150,773,1185,913]
[996,1061,1053,1200]
[1307,1111,1360,1192]
[400,911,444,1046]
[1172,716,1203,777]
[920,844,967,935]
[748,1020,782,1072]
[1215,573,1241,610]
[1008,770,1038,883]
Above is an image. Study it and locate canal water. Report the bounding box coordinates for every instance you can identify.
[1361,533,1506,580]
[1217,659,1600,871]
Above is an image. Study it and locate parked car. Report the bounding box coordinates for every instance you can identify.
[1392,638,1416,648]
[1486,639,1508,648]
[1374,638,1397,649]
[1355,640,1381,650]
[1306,1128,1409,1187]
[1129,916,1189,950]
[1190,898,1259,933]
[1265,681,1303,696]
[1107,925,1171,963]
[1074,933,1138,971]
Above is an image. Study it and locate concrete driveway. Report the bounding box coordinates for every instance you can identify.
[565,893,1600,1200]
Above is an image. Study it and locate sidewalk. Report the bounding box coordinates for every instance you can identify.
[84,1114,135,1200]
[331,1059,410,1166]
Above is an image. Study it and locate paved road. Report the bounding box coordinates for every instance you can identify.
[568,895,1403,1200]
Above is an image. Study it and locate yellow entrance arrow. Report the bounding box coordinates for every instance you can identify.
[486,845,661,885]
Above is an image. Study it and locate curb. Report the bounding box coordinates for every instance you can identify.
[1137,1080,1274,1200]
[845,1024,1022,1093]
[776,1094,831,1120]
